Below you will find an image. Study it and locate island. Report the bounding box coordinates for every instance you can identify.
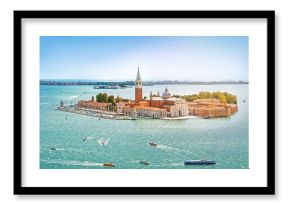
[58,68,238,120]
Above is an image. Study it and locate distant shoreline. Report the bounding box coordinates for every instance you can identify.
[40,80,248,86]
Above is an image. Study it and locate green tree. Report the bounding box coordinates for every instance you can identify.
[178,91,237,104]
[96,93,108,102]
[212,92,221,99]
[96,93,101,102]
[218,93,227,103]
[192,94,200,101]
[226,94,237,104]
[115,95,122,103]
[107,95,115,103]
[103,93,108,102]
[199,91,211,99]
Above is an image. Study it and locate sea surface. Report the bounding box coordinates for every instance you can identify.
[40,84,248,169]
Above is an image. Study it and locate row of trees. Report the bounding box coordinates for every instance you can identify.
[174,91,237,104]
[94,93,131,104]
[95,93,115,103]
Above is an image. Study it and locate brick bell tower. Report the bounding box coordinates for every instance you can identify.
[135,67,143,104]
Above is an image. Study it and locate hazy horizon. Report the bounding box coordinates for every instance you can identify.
[40,78,248,82]
[40,36,248,81]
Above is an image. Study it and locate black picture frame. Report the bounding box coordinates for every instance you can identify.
[14,10,275,195]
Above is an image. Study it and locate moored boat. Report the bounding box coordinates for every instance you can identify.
[103,163,115,167]
[184,160,216,165]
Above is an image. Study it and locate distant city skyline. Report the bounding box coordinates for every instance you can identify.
[40,36,248,81]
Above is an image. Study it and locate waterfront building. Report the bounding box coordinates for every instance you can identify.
[149,94,188,117]
[188,98,238,118]
[78,100,111,110]
[116,101,128,114]
[131,108,138,119]
[135,106,167,118]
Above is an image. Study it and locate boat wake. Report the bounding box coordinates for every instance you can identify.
[41,159,191,168]
[156,144,179,152]
[97,137,110,146]
[82,137,97,142]
[119,161,183,168]
[69,95,79,100]
[156,144,192,154]
[41,159,103,167]
[48,148,80,152]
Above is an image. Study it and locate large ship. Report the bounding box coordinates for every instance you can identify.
[184,160,217,165]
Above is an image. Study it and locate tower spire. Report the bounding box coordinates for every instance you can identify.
[136,66,141,81]
[157,90,160,97]
[165,86,168,92]
[135,66,142,88]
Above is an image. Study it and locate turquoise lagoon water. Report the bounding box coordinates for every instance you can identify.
[40,84,248,169]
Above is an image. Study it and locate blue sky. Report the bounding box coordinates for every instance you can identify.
[40,36,248,81]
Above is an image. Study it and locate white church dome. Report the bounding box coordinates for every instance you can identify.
[162,87,171,99]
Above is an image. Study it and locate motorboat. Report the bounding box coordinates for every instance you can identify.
[50,147,57,151]
[184,160,217,165]
[149,142,158,147]
[103,163,115,167]
[139,160,150,165]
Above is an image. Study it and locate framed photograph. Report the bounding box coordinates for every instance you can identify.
[14,10,275,195]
